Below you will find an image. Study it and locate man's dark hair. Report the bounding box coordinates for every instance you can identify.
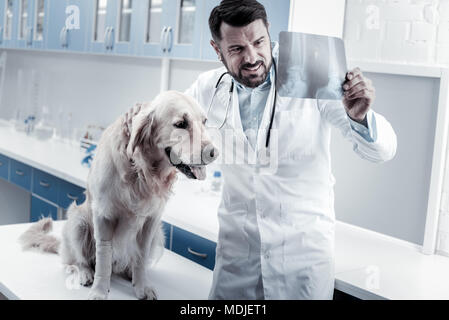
[209,0,269,42]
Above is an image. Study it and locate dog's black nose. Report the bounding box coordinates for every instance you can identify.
[202,144,219,164]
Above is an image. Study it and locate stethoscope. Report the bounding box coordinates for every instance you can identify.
[206,58,278,148]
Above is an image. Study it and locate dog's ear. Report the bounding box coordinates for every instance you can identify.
[127,110,155,158]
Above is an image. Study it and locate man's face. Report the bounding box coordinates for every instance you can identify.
[211,19,272,88]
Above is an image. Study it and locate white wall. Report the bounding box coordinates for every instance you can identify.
[169,59,221,93]
[289,0,346,38]
[0,49,162,136]
[344,0,449,65]
[0,50,222,138]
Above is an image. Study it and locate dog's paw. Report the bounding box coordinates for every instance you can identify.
[79,267,94,287]
[87,288,109,300]
[134,285,157,300]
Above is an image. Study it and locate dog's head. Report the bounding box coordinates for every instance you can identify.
[127,91,219,180]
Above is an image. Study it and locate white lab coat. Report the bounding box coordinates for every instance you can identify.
[185,66,397,300]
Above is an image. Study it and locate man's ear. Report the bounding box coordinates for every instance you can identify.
[210,40,221,60]
[127,110,154,159]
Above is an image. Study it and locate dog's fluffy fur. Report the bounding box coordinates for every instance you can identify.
[19,91,217,300]
[19,217,59,254]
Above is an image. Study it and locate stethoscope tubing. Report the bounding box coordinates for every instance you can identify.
[206,57,277,148]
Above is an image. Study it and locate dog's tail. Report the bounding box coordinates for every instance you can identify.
[19,217,60,254]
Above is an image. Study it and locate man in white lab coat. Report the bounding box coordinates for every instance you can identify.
[183,0,396,300]
[121,0,396,299]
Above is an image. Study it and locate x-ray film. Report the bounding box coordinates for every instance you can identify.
[276,31,348,100]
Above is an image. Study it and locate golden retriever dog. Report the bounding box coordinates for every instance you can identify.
[19,91,219,300]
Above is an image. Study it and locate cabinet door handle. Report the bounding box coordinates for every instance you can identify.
[15,170,24,176]
[39,181,50,188]
[0,161,3,167]
[26,26,33,45]
[59,26,68,48]
[108,27,115,50]
[187,247,208,259]
[104,27,111,50]
[160,26,168,53]
[0,27,3,44]
[166,26,173,53]
[67,193,78,201]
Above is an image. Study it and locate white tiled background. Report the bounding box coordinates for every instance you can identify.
[344,0,449,65]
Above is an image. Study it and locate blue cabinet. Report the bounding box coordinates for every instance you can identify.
[9,159,32,191]
[14,0,30,49]
[47,0,89,52]
[88,0,139,55]
[46,0,66,50]
[0,152,87,221]
[172,226,216,270]
[136,0,203,59]
[1,0,291,60]
[162,221,171,250]
[135,0,169,57]
[200,0,218,61]
[31,195,58,222]
[163,0,203,59]
[1,0,18,48]
[0,0,5,46]
[14,0,47,49]
[32,168,59,204]
[58,180,85,209]
[0,154,9,180]
[30,0,48,49]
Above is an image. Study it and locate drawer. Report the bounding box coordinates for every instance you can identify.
[9,160,32,191]
[0,154,9,180]
[32,169,59,204]
[172,226,216,270]
[162,222,172,250]
[58,180,86,209]
[31,196,58,222]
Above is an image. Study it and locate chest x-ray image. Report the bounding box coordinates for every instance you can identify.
[276,31,348,100]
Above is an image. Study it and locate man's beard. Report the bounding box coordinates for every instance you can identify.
[222,58,272,89]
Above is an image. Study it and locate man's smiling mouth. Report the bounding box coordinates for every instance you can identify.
[243,62,263,72]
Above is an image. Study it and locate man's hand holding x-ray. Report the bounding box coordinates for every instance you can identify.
[342,67,376,124]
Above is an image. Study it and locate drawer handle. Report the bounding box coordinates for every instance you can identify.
[15,170,24,176]
[67,193,78,201]
[39,181,50,188]
[187,247,208,259]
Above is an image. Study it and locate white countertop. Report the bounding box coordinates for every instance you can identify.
[2,120,449,300]
[335,222,449,300]
[0,221,212,300]
[0,121,89,188]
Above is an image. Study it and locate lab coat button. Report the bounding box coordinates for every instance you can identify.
[264,251,270,259]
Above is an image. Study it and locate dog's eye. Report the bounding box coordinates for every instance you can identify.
[174,121,188,129]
